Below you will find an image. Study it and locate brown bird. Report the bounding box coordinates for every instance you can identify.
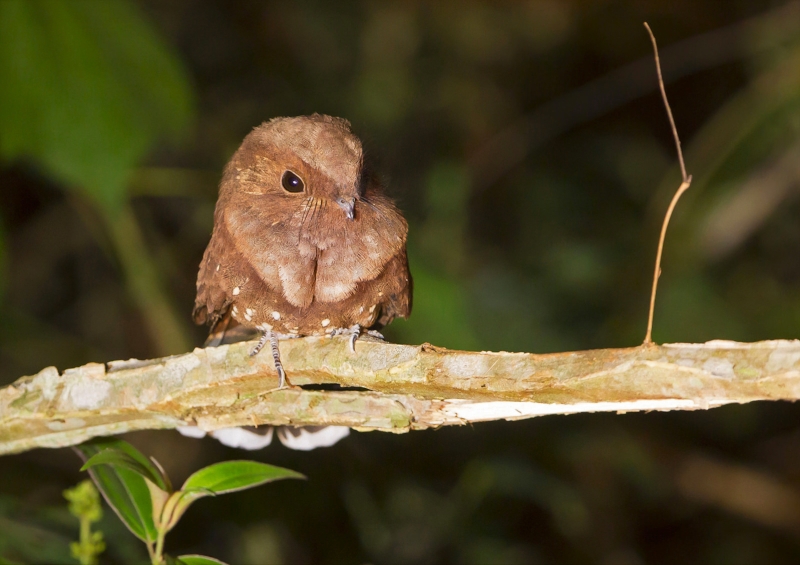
[194,114,412,386]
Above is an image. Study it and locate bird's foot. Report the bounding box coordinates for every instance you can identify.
[365,329,385,340]
[250,331,270,356]
[330,324,361,353]
[330,325,385,353]
[251,330,291,388]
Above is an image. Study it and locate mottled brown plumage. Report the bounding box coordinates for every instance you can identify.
[194,114,412,381]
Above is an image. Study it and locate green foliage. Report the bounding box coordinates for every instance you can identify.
[80,441,171,492]
[74,439,160,544]
[182,460,305,494]
[75,438,303,565]
[63,480,105,565]
[0,0,195,358]
[0,0,193,214]
[173,555,228,565]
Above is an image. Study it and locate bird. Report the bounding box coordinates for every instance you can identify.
[193,112,412,401]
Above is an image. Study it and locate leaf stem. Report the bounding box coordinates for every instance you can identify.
[154,532,166,565]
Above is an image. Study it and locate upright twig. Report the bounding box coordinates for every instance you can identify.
[643,22,693,345]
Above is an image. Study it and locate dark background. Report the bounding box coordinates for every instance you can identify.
[2,1,800,563]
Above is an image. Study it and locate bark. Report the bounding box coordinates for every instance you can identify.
[1,337,799,455]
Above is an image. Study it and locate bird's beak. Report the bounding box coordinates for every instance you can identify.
[336,197,355,220]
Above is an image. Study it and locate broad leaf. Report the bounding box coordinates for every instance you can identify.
[182,461,305,495]
[159,461,304,531]
[81,448,169,492]
[176,555,228,565]
[73,439,160,543]
[84,440,170,491]
[0,0,193,213]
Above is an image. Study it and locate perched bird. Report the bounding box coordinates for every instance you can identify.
[189,114,412,449]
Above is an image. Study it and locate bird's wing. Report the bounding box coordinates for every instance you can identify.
[374,247,412,328]
[224,195,317,309]
[193,221,234,326]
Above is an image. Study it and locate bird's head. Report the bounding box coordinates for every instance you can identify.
[228,114,365,221]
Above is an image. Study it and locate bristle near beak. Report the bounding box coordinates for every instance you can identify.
[336,197,355,220]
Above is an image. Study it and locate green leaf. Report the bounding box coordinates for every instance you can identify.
[81,440,170,492]
[182,461,305,495]
[81,448,169,492]
[175,555,229,565]
[0,0,194,213]
[73,439,161,543]
[158,461,304,532]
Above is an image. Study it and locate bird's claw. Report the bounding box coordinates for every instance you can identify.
[331,324,363,353]
[275,363,287,389]
[330,325,386,353]
[366,329,384,340]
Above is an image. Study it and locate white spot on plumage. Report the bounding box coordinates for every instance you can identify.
[321,319,330,327]
[232,286,240,295]
[244,313,252,322]
[272,311,281,320]
[369,304,376,313]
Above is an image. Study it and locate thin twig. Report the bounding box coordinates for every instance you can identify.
[644,23,689,184]
[643,22,693,344]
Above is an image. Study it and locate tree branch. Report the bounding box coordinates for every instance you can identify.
[2,337,800,455]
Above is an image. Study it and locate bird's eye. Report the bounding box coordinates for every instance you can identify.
[281,170,305,193]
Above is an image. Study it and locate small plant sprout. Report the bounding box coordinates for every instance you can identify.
[74,438,304,565]
[64,479,105,565]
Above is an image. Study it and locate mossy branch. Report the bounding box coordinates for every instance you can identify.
[2,337,800,455]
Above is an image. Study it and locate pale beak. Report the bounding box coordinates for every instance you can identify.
[336,197,355,220]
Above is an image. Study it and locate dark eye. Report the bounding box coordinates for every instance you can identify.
[281,170,305,193]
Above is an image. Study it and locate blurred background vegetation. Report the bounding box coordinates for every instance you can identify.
[2,0,800,563]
